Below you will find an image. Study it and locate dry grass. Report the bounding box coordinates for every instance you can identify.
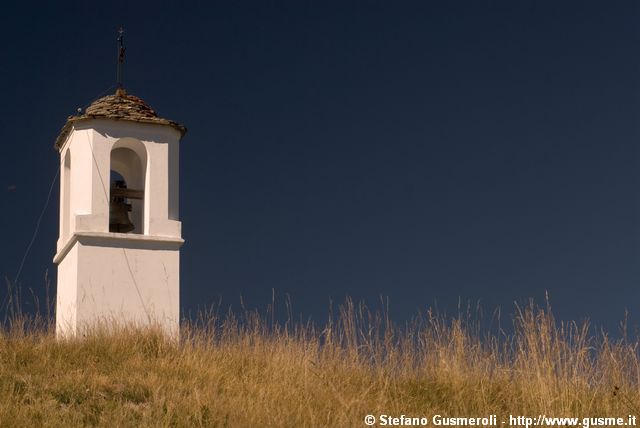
[0,298,638,427]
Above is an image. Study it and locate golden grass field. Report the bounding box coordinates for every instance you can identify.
[0,298,638,427]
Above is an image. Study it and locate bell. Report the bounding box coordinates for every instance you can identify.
[109,180,135,233]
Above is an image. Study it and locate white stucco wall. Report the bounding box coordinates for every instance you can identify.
[75,242,179,329]
[56,244,78,337]
[55,233,182,338]
[55,118,184,338]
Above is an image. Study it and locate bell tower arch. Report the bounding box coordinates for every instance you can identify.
[53,88,186,338]
[109,139,147,234]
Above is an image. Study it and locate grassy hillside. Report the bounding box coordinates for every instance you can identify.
[0,299,638,427]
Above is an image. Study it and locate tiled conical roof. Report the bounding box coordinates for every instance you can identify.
[55,88,186,150]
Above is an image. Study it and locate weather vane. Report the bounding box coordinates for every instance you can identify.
[117,26,125,90]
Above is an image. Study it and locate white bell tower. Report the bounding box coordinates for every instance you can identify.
[53,88,186,337]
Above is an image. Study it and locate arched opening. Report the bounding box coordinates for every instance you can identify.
[62,150,71,239]
[109,140,147,234]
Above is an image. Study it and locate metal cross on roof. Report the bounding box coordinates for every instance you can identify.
[117,26,125,89]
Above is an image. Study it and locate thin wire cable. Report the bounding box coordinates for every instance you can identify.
[13,165,60,285]
[6,84,122,318]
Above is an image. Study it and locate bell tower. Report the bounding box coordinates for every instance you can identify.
[53,88,186,337]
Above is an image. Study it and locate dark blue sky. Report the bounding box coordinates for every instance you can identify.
[1,1,640,331]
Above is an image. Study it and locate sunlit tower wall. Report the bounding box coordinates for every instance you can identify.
[53,89,186,338]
